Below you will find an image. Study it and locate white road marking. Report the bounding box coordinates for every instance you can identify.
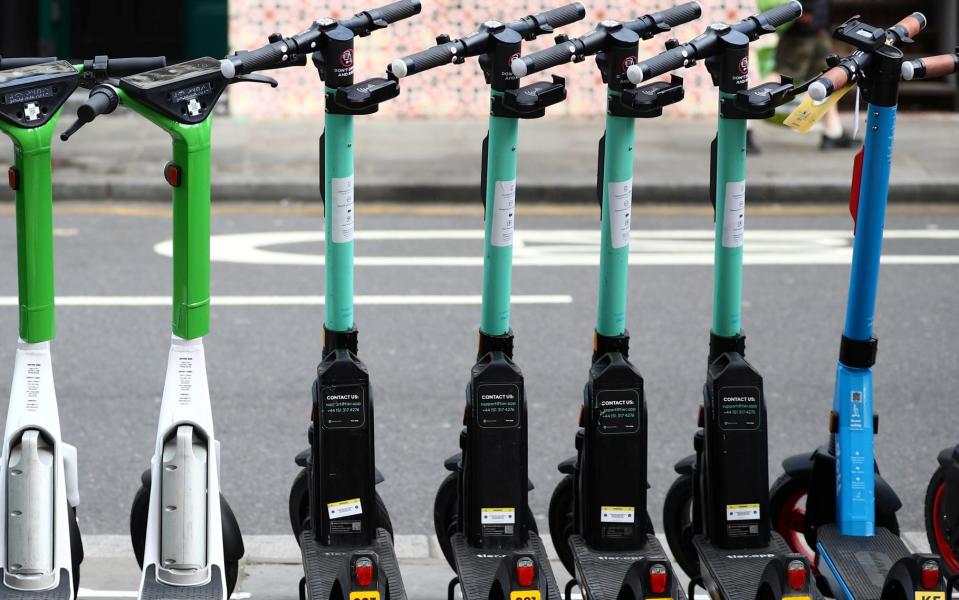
[0,295,572,307]
[154,229,959,266]
[77,592,250,599]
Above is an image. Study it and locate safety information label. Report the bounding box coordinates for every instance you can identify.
[481,507,516,524]
[491,180,516,247]
[596,389,640,434]
[722,180,746,248]
[331,175,354,244]
[718,386,761,431]
[322,384,366,429]
[327,497,363,519]
[608,179,633,249]
[601,506,635,523]
[726,503,760,521]
[476,383,520,428]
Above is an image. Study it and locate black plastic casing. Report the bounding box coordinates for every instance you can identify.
[0,60,79,128]
[118,58,227,124]
[486,26,524,94]
[311,329,377,547]
[579,337,649,550]
[461,331,530,548]
[701,350,770,549]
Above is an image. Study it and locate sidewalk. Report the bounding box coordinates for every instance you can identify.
[1,112,956,203]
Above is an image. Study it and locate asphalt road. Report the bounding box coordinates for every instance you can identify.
[1,201,958,546]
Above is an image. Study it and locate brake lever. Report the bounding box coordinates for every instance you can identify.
[231,73,280,88]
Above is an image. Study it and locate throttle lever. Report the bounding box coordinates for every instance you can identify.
[231,73,280,88]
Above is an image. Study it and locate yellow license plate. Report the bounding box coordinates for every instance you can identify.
[349,592,380,600]
[915,593,945,600]
[510,592,541,600]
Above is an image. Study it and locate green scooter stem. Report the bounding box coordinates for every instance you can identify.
[596,111,635,337]
[324,108,356,333]
[711,92,747,338]
[0,117,59,343]
[118,90,212,340]
[480,112,519,336]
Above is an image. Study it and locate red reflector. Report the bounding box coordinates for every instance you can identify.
[353,557,374,587]
[163,162,182,187]
[849,147,864,232]
[8,167,18,191]
[921,560,940,590]
[516,557,535,587]
[649,563,668,594]
[787,560,806,591]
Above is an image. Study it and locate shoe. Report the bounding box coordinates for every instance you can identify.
[746,130,761,155]
[820,133,858,150]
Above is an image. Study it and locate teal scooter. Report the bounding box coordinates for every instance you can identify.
[389,5,586,600]
[511,4,701,599]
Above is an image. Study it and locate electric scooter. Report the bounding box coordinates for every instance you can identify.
[901,48,959,587]
[59,47,303,598]
[220,3,423,599]
[627,4,822,600]
[510,5,702,599]
[0,54,163,599]
[768,14,950,600]
[389,6,586,599]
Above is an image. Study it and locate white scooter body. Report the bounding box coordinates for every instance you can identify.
[0,340,79,595]
[138,335,227,598]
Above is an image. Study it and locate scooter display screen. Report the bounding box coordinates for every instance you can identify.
[0,60,75,87]
[121,58,222,91]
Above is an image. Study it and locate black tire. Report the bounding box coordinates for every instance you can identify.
[290,467,394,545]
[925,465,959,576]
[130,475,241,596]
[433,472,538,570]
[769,470,901,557]
[548,475,576,576]
[69,507,83,598]
[662,473,699,580]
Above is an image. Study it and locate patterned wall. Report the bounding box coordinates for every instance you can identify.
[227,1,779,118]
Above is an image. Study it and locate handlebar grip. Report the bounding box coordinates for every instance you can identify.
[759,0,803,28]
[0,57,57,70]
[365,0,422,25]
[894,12,927,39]
[531,2,587,29]
[654,1,703,28]
[107,56,166,77]
[389,43,457,78]
[902,53,959,81]
[512,41,577,78]
[228,41,290,77]
[79,88,116,121]
[808,65,850,101]
[626,46,688,84]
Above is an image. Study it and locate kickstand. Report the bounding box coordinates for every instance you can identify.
[447,576,460,600]
[947,573,959,599]
[687,576,702,600]
[564,579,578,600]
[298,576,307,600]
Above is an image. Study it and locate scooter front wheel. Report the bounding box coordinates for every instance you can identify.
[924,466,959,575]
[288,467,395,546]
[130,472,243,596]
[69,506,83,598]
[662,473,699,579]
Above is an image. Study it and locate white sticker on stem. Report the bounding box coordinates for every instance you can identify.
[490,180,516,247]
[331,175,354,244]
[722,180,746,248]
[608,179,633,249]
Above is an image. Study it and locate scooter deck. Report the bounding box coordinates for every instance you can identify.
[300,528,406,600]
[0,570,71,600]
[139,565,223,600]
[693,533,793,600]
[451,532,560,600]
[570,534,687,600]
[815,524,909,600]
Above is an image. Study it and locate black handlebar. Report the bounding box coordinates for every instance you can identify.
[389,3,586,79]
[0,56,58,70]
[627,0,802,84]
[513,2,702,78]
[223,0,422,78]
[60,85,120,141]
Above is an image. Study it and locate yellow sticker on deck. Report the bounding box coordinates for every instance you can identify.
[510,592,542,600]
[349,592,380,600]
[784,85,854,133]
[915,592,945,600]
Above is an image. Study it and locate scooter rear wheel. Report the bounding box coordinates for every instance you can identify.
[662,473,699,580]
[433,472,538,570]
[925,466,959,575]
[69,507,83,598]
[130,473,243,596]
[288,467,395,546]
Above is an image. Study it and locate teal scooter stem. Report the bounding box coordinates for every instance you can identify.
[481,115,519,335]
[324,110,357,332]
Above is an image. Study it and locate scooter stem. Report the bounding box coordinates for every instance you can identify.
[480,113,519,337]
[324,108,356,333]
[0,118,59,343]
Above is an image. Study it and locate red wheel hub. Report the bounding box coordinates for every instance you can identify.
[932,482,959,574]
[777,488,816,566]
